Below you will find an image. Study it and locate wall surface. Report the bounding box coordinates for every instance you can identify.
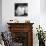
[0,0,2,32]
[2,0,40,46]
[2,0,40,31]
[2,0,46,46]
[40,0,46,31]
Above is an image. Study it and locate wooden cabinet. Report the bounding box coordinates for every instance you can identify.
[7,23,34,46]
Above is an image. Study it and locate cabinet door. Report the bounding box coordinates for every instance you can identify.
[11,32,28,46]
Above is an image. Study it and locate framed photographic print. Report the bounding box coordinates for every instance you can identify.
[15,3,28,16]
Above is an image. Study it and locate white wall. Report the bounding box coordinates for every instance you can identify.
[2,0,46,46]
[0,0,2,32]
[40,0,46,31]
[2,0,40,30]
[40,0,46,13]
[2,0,40,46]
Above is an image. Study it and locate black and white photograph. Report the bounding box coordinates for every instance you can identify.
[15,3,28,16]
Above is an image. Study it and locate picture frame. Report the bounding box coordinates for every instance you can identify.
[15,3,28,16]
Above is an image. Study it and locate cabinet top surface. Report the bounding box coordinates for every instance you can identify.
[7,23,34,25]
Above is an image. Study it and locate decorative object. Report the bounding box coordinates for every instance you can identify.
[16,20,19,23]
[15,3,28,16]
[36,25,45,46]
[1,31,12,46]
[9,19,19,23]
[44,31,46,40]
[10,20,13,21]
[0,32,5,46]
[25,20,30,23]
[9,20,14,23]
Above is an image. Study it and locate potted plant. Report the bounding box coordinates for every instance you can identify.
[36,25,45,46]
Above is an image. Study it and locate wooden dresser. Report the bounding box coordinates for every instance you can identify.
[7,23,34,46]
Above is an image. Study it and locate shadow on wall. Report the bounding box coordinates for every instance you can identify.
[40,0,46,14]
[0,0,2,32]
